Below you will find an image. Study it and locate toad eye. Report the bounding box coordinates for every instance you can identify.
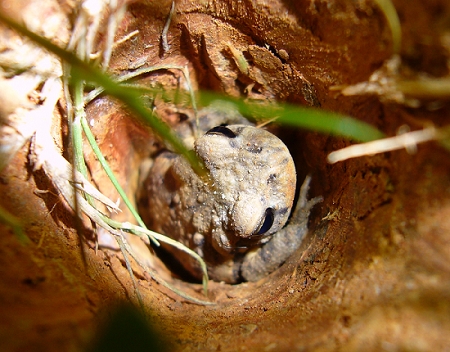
[256,208,275,235]
[206,125,237,138]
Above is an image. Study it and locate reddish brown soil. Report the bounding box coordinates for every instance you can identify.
[1,0,450,351]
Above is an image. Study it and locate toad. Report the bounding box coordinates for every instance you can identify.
[143,103,322,283]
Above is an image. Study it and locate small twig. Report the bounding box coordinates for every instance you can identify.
[115,232,145,310]
[160,1,175,56]
[84,64,185,103]
[102,0,127,69]
[180,65,199,134]
[256,116,280,129]
[327,127,438,164]
[90,30,139,60]
[83,0,104,62]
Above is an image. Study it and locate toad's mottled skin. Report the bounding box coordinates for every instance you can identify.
[144,105,321,283]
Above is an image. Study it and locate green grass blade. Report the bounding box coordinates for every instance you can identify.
[80,116,159,246]
[374,0,401,54]
[198,92,385,142]
[0,206,29,244]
